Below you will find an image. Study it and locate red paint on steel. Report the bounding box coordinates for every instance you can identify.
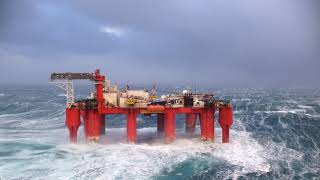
[57,70,234,144]
[79,109,87,120]
[127,110,137,143]
[86,109,102,141]
[185,114,197,133]
[148,105,166,111]
[157,113,165,133]
[73,106,232,143]
[66,108,81,143]
[80,110,89,139]
[206,109,215,142]
[165,109,175,143]
[199,110,208,141]
[94,69,105,112]
[219,106,233,143]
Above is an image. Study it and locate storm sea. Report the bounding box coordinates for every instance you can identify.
[0,85,319,180]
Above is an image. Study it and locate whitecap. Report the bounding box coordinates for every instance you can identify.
[297,105,313,109]
[256,109,306,114]
[31,128,272,180]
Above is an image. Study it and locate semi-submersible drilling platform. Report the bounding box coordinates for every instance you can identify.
[50,69,233,144]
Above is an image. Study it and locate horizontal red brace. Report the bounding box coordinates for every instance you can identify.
[99,107,215,115]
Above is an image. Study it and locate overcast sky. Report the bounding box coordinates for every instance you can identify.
[0,0,319,88]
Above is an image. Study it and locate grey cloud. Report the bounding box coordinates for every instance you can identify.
[0,0,319,87]
[0,0,120,55]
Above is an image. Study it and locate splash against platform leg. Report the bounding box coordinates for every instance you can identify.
[165,109,175,143]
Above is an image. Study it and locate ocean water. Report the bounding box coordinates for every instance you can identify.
[0,86,319,180]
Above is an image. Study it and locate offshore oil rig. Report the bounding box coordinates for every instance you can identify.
[50,69,233,144]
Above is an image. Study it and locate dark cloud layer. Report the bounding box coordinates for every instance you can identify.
[0,0,319,87]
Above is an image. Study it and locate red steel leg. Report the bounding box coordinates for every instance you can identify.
[206,109,215,142]
[80,110,88,139]
[219,106,233,143]
[66,108,81,143]
[86,109,101,142]
[221,126,230,143]
[200,111,207,141]
[127,110,137,143]
[165,109,175,143]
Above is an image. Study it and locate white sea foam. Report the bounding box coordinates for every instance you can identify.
[27,127,272,180]
[0,93,4,96]
[255,109,306,114]
[297,105,313,109]
[0,127,273,179]
[1,87,318,179]
[4,113,307,180]
[0,122,307,180]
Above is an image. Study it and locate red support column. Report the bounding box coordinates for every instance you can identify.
[86,109,101,142]
[80,110,89,139]
[219,106,233,143]
[206,109,215,142]
[199,110,207,141]
[157,113,165,133]
[165,109,175,143]
[185,114,197,133]
[127,110,137,143]
[94,69,105,113]
[66,108,81,143]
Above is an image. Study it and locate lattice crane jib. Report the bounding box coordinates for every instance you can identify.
[49,72,94,108]
[49,81,74,108]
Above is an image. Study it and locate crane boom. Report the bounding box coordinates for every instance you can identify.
[50,73,94,81]
[49,70,105,108]
[50,72,95,108]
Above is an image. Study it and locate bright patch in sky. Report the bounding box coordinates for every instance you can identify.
[99,26,126,36]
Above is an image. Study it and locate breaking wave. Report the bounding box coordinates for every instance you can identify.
[0,87,319,179]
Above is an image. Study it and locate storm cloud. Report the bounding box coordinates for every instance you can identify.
[0,0,319,87]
